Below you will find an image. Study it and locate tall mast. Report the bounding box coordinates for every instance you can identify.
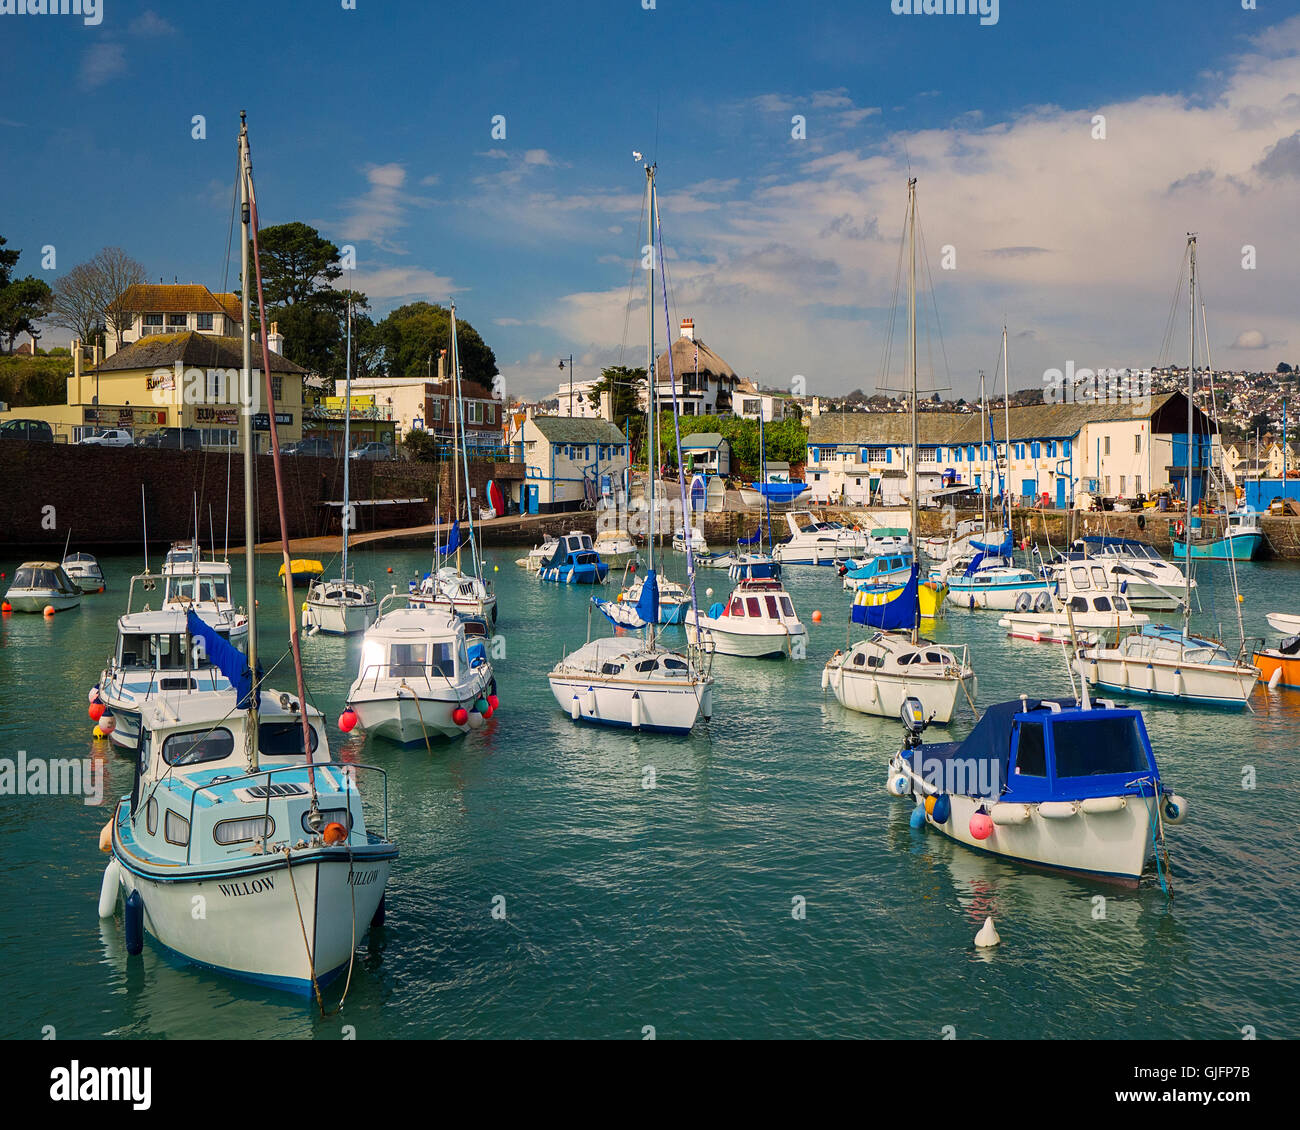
[450,304,462,575]
[645,163,657,647]
[1002,324,1012,523]
[978,370,988,533]
[1185,234,1196,628]
[239,112,259,769]
[341,294,352,579]
[907,177,919,644]
[450,304,481,581]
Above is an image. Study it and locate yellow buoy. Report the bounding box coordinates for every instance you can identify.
[92,726,104,739]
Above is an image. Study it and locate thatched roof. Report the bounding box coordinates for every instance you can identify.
[655,336,739,384]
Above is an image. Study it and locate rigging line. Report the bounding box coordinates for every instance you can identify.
[616,183,650,371]
[914,202,953,394]
[876,195,910,393]
[221,146,239,297]
[1155,242,1190,368]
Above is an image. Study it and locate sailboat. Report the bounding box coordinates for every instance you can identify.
[822,178,973,724]
[303,295,378,635]
[409,305,498,623]
[548,160,713,733]
[97,114,396,997]
[1077,236,1258,708]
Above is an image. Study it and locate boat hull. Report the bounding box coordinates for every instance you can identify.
[112,812,394,993]
[824,663,968,725]
[547,674,710,733]
[1172,532,1262,561]
[890,765,1154,885]
[304,598,378,636]
[1254,650,1300,689]
[348,683,487,744]
[1078,654,1258,707]
[684,619,805,658]
[6,589,81,612]
[946,582,1051,611]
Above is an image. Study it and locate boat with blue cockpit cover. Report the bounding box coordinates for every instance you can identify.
[538,531,609,584]
[886,695,1186,885]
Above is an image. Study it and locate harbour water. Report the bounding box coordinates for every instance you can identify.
[1,546,1297,1039]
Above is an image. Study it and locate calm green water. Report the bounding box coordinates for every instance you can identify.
[1,545,1297,1039]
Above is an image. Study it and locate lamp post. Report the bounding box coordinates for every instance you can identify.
[558,355,574,417]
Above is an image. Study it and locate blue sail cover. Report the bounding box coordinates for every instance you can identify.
[851,567,917,629]
[635,569,660,625]
[439,520,462,556]
[971,531,1014,556]
[593,569,659,629]
[185,610,255,709]
[738,525,763,546]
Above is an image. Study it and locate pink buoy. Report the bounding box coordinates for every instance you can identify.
[970,811,993,840]
[98,713,116,735]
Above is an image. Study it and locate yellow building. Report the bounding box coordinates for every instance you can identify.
[1,333,307,450]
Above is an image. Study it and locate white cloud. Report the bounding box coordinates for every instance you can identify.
[79,43,126,89]
[340,163,433,254]
[1232,330,1271,350]
[129,11,177,35]
[346,266,456,303]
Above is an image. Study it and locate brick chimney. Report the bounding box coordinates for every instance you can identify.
[680,317,694,341]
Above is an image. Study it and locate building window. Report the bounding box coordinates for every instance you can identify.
[1104,435,1111,455]
[1135,433,1141,453]
[1105,476,1111,493]
[166,313,187,331]
[867,446,889,463]
[919,447,937,464]
[271,376,283,401]
[196,313,214,331]
[431,401,443,420]
[1031,442,1041,458]
[1119,476,1126,495]
[143,313,164,334]
[1136,476,1142,495]
[1064,440,1071,458]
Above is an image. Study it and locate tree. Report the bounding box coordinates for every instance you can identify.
[0,236,19,289]
[48,261,106,347]
[374,302,498,387]
[586,365,646,440]
[0,275,53,352]
[1278,362,1293,374]
[95,247,148,347]
[251,222,342,307]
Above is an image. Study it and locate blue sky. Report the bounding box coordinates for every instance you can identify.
[2,1,1298,401]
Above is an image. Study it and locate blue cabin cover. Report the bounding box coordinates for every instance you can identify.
[907,699,1161,803]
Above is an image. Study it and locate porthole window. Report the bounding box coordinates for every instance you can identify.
[164,809,190,846]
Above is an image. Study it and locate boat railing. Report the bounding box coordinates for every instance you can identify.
[183,761,391,863]
[353,661,467,695]
[377,589,415,617]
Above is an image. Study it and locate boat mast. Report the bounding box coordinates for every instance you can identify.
[1184,234,1196,633]
[451,305,482,583]
[645,162,657,649]
[1002,324,1012,525]
[978,371,988,537]
[342,293,352,581]
[450,303,462,576]
[907,177,919,644]
[239,113,259,769]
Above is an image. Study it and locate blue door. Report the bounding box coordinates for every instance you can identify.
[1055,478,1066,509]
[1021,479,1036,502]
[526,484,539,514]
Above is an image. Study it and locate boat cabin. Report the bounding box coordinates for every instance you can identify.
[712,579,798,624]
[9,562,79,595]
[359,610,475,685]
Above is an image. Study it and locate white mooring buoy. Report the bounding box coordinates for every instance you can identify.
[1269,666,1283,691]
[975,916,1001,948]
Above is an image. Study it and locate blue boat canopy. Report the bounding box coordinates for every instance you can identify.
[186,610,256,709]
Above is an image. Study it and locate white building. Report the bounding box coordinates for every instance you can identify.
[805,392,1217,508]
[648,318,741,416]
[552,378,601,418]
[516,415,631,513]
[733,380,800,421]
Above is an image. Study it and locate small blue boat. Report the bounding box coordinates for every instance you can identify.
[1171,511,1264,561]
[840,551,914,590]
[887,695,1186,885]
[539,531,609,585]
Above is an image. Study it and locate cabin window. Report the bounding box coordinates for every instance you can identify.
[119,632,156,668]
[388,643,428,677]
[164,809,190,847]
[924,651,944,663]
[146,797,158,835]
[852,653,866,666]
[1091,567,1106,586]
[729,598,743,617]
[1052,717,1148,777]
[780,596,794,617]
[764,595,780,618]
[258,721,321,756]
[1013,722,1047,777]
[163,727,235,766]
[214,815,276,845]
[662,658,688,674]
[601,662,623,675]
[1094,596,1112,611]
[301,808,352,836]
[1070,567,1088,587]
[1069,597,1088,612]
[634,658,658,673]
[745,597,761,617]
[1115,597,1129,611]
[867,654,884,668]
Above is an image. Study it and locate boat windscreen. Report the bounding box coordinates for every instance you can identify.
[1050,716,1149,777]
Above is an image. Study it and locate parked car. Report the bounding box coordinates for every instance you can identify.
[283,436,335,457]
[349,442,392,461]
[0,418,54,443]
[138,427,203,450]
[78,428,134,447]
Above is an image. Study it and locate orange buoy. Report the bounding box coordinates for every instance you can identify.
[387,567,393,573]
[1,601,10,613]
[43,605,56,618]
[322,822,348,845]
[812,609,822,623]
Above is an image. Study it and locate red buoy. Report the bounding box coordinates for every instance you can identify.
[338,709,358,732]
[89,702,106,722]
[487,694,499,712]
[452,707,469,726]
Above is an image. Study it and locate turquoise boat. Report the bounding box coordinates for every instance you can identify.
[1172,512,1263,561]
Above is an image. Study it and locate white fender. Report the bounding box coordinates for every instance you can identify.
[821,666,830,692]
[570,694,581,721]
[700,685,712,721]
[990,802,1031,826]
[584,688,597,715]
[98,857,121,919]
[1162,793,1189,825]
[631,692,642,729]
[1080,795,1127,814]
[1269,666,1283,690]
[1038,800,1080,819]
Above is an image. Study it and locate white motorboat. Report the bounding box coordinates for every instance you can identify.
[824,629,974,724]
[840,550,914,591]
[621,572,690,624]
[94,588,236,752]
[4,560,82,612]
[946,565,1052,611]
[1266,612,1300,636]
[1055,537,1195,612]
[684,577,807,658]
[160,549,248,640]
[998,560,1149,645]
[887,694,1185,885]
[62,552,106,592]
[410,564,498,622]
[1076,625,1258,707]
[594,527,638,569]
[302,298,378,637]
[671,525,709,555]
[517,535,559,571]
[346,595,495,745]
[771,510,870,566]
